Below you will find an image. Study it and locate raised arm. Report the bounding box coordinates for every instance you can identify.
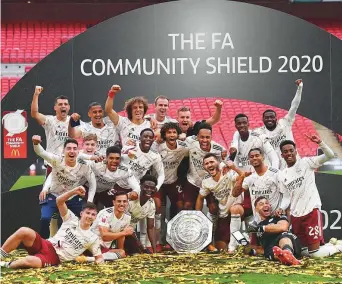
[305,134,335,166]
[127,175,140,200]
[30,86,47,125]
[232,173,249,198]
[206,100,223,126]
[283,79,303,125]
[56,186,86,218]
[32,135,59,165]
[68,113,82,139]
[105,85,121,126]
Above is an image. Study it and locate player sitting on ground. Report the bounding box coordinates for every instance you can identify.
[196,154,244,253]
[68,102,120,156]
[76,191,132,263]
[279,135,342,258]
[0,186,103,269]
[124,175,158,255]
[247,196,301,266]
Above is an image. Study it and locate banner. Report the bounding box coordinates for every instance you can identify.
[2,110,28,159]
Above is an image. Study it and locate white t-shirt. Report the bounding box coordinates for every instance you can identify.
[42,115,70,157]
[33,144,96,202]
[89,162,140,194]
[91,207,131,249]
[242,167,284,216]
[128,198,156,227]
[152,140,189,184]
[148,114,178,129]
[200,170,242,218]
[116,116,151,147]
[117,145,164,190]
[233,133,277,171]
[187,136,226,188]
[78,117,119,156]
[279,157,323,217]
[48,210,101,262]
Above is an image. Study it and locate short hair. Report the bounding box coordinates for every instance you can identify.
[177,106,191,113]
[55,95,69,104]
[124,97,148,120]
[64,138,78,148]
[83,134,98,143]
[160,122,182,140]
[82,202,97,212]
[203,152,218,162]
[140,128,155,138]
[154,96,169,105]
[140,174,158,185]
[234,113,248,122]
[262,109,276,117]
[88,102,102,111]
[248,148,263,156]
[279,140,296,151]
[254,196,267,208]
[197,122,212,133]
[112,191,128,201]
[106,146,122,157]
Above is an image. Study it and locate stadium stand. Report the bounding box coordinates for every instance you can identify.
[1,21,341,153]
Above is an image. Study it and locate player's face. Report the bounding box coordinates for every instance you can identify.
[263,112,277,129]
[80,208,97,226]
[249,150,264,168]
[177,111,191,132]
[131,102,145,121]
[140,131,154,151]
[54,99,70,118]
[107,153,121,171]
[113,194,128,212]
[203,156,219,177]
[256,199,271,218]
[165,128,178,145]
[88,105,104,126]
[141,180,157,198]
[198,129,212,151]
[155,98,169,119]
[235,117,249,134]
[64,142,79,163]
[83,140,97,155]
[281,144,297,166]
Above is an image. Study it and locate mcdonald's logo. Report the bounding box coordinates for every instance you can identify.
[11,149,20,157]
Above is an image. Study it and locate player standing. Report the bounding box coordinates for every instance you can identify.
[68,102,120,156]
[279,135,342,258]
[196,154,244,252]
[0,186,103,269]
[32,135,97,239]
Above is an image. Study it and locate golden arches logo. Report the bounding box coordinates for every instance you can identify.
[11,149,20,157]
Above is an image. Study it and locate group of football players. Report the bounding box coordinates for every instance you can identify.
[1,79,341,269]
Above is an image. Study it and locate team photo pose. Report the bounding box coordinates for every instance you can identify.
[0,186,103,269]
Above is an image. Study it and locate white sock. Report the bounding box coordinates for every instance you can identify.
[139,218,147,247]
[229,214,241,250]
[309,244,339,258]
[155,214,161,245]
[103,252,122,261]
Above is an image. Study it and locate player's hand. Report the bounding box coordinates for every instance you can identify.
[111,85,121,92]
[70,113,81,122]
[90,155,105,162]
[247,220,263,233]
[73,186,86,197]
[39,190,48,201]
[150,118,158,131]
[126,139,136,147]
[128,191,138,200]
[243,171,252,178]
[221,150,228,160]
[34,86,43,96]
[32,135,42,145]
[128,150,137,159]
[178,133,186,141]
[124,226,134,236]
[214,100,223,108]
[304,133,322,144]
[229,147,237,154]
[295,79,303,86]
[274,208,284,217]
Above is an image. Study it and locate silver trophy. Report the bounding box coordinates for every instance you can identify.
[166,210,212,253]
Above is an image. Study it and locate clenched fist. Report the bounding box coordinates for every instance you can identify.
[32,135,42,145]
[70,113,81,122]
[73,186,86,197]
[214,100,223,108]
[295,79,303,86]
[34,86,43,96]
[111,85,121,92]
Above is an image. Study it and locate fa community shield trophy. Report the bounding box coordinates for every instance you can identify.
[167,210,212,253]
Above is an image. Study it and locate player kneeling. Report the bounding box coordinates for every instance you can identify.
[248,196,301,266]
[0,187,103,269]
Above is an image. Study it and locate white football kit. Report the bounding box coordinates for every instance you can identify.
[128,198,156,227]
